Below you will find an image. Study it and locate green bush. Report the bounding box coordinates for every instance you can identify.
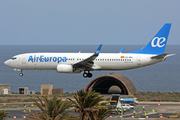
[0,99,5,103]
[0,110,10,119]
[22,98,38,102]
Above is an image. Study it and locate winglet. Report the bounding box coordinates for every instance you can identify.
[120,47,125,53]
[93,44,102,56]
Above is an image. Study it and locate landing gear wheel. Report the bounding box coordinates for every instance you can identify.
[87,73,92,78]
[83,73,88,78]
[83,71,93,78]
[19,73,23,77]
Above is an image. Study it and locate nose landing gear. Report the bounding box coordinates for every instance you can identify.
[19,70,23,77]
[83,71,92,78]
[19,73,23,77]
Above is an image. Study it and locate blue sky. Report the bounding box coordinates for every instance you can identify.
[0,0,180,45]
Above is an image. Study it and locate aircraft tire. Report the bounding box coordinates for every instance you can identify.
[19,73,23,77]
[83,73,88,78]
[87,73,92,78]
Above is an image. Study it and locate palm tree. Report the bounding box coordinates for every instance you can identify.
[28,96,72,120]
[68,89,104,120]
[90,107,113,120]
[0,110,10,120]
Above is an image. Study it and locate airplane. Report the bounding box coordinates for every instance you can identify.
[4,23,174,78]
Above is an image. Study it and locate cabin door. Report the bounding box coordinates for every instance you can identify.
[137,56,141,65]
[22,55,27,64]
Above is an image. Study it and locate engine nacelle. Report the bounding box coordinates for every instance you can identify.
[57,64,73,73]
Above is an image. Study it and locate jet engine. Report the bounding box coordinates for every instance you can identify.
[57,64,73,73]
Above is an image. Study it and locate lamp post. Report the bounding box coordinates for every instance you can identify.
[120,98,123,119]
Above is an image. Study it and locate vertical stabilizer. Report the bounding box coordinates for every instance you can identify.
[130,23,171,54]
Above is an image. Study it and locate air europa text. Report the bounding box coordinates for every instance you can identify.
[28,55,67,63]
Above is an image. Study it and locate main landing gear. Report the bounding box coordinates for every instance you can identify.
[83,71,92,78]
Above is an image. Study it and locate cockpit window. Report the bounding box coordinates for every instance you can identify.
[11,57,17,60]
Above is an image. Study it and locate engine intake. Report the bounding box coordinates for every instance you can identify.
[57,64,73,73]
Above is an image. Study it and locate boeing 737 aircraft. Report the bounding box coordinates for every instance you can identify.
[4,23,174,78]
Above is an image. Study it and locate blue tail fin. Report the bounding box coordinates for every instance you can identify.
[129,23,171,54]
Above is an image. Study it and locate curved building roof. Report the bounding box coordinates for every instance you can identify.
[85,73,137,95]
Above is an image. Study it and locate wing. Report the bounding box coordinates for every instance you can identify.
[73,44,102,70]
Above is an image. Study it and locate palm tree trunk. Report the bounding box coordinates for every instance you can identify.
[80,113,86,120]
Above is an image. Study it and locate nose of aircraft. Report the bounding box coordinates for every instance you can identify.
[4,60,11,67]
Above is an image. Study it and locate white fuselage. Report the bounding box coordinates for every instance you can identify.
[4,52,164,72]
[4,23,172,77]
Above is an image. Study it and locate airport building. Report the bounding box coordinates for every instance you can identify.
[0,84,10,95]
[18,87,35,95]
[85,73,137,95]
[41,84,53,95]
[41,84,63,95]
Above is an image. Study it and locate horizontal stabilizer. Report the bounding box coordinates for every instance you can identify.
[151,53,168,59]
[166,54,175,57]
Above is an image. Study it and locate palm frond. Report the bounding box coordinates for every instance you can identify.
[29,95,73,120]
